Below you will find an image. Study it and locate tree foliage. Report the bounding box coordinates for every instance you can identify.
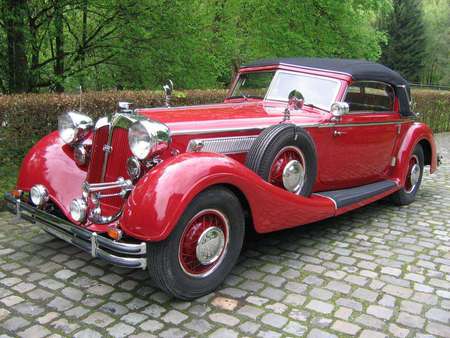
[380,0,426,82]
[421,0,450,85]
[0,0,403,93]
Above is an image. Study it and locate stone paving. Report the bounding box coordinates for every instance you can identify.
[0,133,449,338]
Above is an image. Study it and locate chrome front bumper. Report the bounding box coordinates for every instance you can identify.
[4,193,147,270]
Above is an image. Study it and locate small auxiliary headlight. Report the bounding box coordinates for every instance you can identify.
[74,144,89,166]
[127,156,141,180]
[30,185,49,207]
[70,198,87,222]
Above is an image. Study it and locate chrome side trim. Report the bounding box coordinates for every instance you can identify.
[171,123,321,136]
[318,120,412,129]
[4,193,147,269]
[172,120,412,136]
[314,193,338,209]
[187,136,258,154]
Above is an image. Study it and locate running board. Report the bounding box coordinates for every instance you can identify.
[315,180,397,209]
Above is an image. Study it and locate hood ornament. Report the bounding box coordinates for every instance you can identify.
[163,80,174,108]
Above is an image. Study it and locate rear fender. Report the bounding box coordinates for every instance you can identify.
[119,153,336,241]
[393,122,437,186]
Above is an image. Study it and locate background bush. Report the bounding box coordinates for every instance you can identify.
[0,88,449,195]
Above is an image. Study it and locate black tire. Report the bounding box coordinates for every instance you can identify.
[391,144,424,206]
[147,187,245,300]
[245,123,317,196]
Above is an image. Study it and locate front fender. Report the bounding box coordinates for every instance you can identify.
[16,131,86,217]
[393,122,437,186]
[119,152,336,241]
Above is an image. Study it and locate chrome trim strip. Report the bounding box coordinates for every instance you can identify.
[4,193,147,269]
[187,136,257,154]
[171,123,321,136]
[172,120,412,136]
[314,193,338,209]
[322,120,412,128]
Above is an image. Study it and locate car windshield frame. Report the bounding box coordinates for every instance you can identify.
[229,69,342,111]
[228,71,275,100]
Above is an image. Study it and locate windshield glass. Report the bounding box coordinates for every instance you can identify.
[230,71,274,99]
[230,70,341,111]
[268,71,340,110]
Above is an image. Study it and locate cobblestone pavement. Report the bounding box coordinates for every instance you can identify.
[0,133,449,338]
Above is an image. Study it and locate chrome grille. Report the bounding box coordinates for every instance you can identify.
[105,128,132,182]
[87,126,109,183]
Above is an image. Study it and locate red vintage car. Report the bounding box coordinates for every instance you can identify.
[5,58,439,299]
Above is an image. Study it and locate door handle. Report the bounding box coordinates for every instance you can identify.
[333,130,346,137]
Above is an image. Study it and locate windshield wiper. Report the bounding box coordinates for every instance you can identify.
[228,94,263,100]
[303,103,322,110]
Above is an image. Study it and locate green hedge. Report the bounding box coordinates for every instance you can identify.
[0,88,449,194]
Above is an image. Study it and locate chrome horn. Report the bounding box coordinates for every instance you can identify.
[163,80,174,107]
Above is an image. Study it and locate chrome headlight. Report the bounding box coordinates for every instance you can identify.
[58,111,93,144]
[30,184,49,206]
[70,198,88,222]
[128,120,170,160]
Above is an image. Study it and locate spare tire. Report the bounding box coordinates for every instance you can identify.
[245,123,317,196]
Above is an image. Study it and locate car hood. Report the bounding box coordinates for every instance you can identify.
[136,101,325,134]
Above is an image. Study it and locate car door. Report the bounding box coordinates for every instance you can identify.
[319,81,401,189]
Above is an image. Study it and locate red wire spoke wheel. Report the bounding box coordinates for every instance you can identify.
[269,146,306,194]
[245,124,317,197]
[178,209,229,277]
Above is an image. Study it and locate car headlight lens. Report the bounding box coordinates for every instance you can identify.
[58,111,93,144]
[30,184,49,206]
[128,120,170,160]
[70,198,87,222]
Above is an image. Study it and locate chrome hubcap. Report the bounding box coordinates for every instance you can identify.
[409,163,420,189]
[282,160,305,193]
[196,226,225,265]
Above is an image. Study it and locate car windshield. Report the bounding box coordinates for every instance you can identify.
[229,71,274,99]
[230,70,341,111]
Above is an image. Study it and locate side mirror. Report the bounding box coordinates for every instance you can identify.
[330,102,349,118]
[288,90,304,111]
[163,80,174,107]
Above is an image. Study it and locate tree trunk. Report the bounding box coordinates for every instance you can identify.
[80,0,88,87]
[5,0,29,93]
[54,0,65,92]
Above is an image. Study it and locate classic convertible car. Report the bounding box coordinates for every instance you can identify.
[5,58,439,299]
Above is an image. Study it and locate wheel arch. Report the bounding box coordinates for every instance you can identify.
[212,183,254,234]
[393,122,437,186]
[418,138,432,167]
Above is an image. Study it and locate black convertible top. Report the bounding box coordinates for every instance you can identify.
[242,57,412,115]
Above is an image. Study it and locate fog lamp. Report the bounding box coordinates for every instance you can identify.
[74,144,89,166]
[70,198,88,222]
[30,185,49,206]
[127,156,141,180]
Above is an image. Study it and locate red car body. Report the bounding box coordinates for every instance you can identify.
[5,58,438,298]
